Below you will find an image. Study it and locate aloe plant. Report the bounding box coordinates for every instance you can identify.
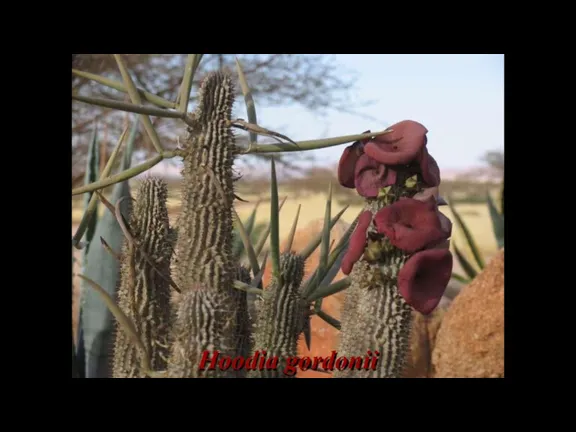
[72,54,410,379]
[448,189,504,285]
[75,118,139,378]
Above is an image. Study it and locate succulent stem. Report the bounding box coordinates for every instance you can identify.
[249,253,306,378]
[166,71,239,377]
[335,172,422,378]
[112,178,174,378]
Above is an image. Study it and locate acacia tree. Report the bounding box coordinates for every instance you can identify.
[72,54,366,186]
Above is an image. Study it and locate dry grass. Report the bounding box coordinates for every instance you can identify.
[72,186,499,277]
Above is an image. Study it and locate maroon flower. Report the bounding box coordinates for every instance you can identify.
[354,154,397,198]
[419,149,440,187]
[341,210,373,275]
[362,120,441,187]
[397,248,453,315]
[337,130,372,189]
[374,198,448,253]
[364,120,428,165]
[400,186,452,244]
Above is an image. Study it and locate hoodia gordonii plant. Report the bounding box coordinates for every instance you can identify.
[167,71,240,378]
[334,120,453,378]
[248,252,306,378]
[112,177,174,378]
[73,54,405,378]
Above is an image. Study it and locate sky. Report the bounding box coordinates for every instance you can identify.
[247,54,504,172]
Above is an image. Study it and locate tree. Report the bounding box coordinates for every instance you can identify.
[72,54,366,186]
[481,150,504,173]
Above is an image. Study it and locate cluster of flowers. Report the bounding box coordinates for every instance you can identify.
[337,120,453,315]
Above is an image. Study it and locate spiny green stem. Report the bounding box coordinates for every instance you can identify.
[73,94,184,119]
[72,69,177,109]
[72,154,163,196]
[244,130,392,154]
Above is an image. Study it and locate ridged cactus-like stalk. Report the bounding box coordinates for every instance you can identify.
[112,177,174,378]
[334,257,412,378]
[335,120,453,378]
[172,70,237,293]
[233,266,253,376]
[167,71,239,378]
[249,252,306,378]
[167,289,237,378]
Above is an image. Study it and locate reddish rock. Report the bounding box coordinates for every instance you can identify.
[431,249,504,378]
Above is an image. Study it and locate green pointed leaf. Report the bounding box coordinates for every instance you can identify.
[453,242,478,280]
[284,204,301,254]
[78,274,151,374]
[251,252,268,289]
[73,125,130,248]
[233,209,260,276]
[269,158,281,286]
[79,125,136,378]
[316,310,341,330]
[487,192,504,249]
[82,122,100,256]
[307,277,350,303]
[233,203,259,260]
[451,273,471,284]
[318,183,332,285]
[302,210,360,297]
[447,196,485,269]
[122,117,139,170]
[300,205,349,260]
[235,57,258,145]
[253,197,287,256]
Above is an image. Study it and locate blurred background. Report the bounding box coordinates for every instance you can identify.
[72,54,504,377]
[72,53,504,272]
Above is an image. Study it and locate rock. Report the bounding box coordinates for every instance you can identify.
[431,249,504,378]
[403,307,448,378]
